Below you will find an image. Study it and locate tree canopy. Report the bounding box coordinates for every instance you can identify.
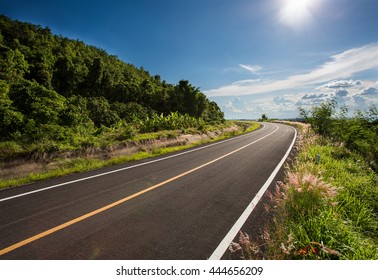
[0,15,224,143]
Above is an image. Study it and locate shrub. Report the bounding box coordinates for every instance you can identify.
[0,141,23,159]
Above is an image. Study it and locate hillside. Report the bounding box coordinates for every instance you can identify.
[0,15,224,148]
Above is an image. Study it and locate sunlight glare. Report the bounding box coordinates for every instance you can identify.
[279,0,319,29]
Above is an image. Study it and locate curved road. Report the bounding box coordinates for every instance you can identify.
[0,123,296,259]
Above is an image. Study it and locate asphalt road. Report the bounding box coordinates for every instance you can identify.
[0,123,296,260]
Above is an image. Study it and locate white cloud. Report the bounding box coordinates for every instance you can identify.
[224,97,249,113]
[296,92,331,106]
[211,79,378,120]
[205,43,378,97]
[358,87,378,96]
[231,79,262,86]
[239,64,263,74]
[335,89,349,97]
[296,80,378,111]
[273,96,292,105]
[220,97,254,119]
[301,93,328,99]
[353,95,367,106]
[318,80,362,89]
[212,93,301,119]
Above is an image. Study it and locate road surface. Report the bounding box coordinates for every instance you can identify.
[0,122,296,259]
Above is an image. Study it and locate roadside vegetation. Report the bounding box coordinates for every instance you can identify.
[0,120,259,189]
[0,15,243,188]
[230,101,378,260]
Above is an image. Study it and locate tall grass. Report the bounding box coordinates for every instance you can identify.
[230,123,378,260]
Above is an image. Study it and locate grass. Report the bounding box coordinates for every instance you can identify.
[230,123,378,260]
[0,121,260,189]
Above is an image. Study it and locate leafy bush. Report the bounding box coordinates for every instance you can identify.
[0,141,23,159]
[300,101,378,171]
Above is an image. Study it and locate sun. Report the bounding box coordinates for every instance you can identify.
[278,0,319,29]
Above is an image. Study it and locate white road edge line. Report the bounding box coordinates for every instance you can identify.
[0,124,268,203]
[0,125,280,256]
[209,125,297,260]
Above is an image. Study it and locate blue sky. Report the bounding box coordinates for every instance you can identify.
[1,0,378,119]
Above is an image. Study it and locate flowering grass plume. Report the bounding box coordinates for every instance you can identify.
[229,231,263,260]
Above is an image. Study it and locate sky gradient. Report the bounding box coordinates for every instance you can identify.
[1,0,378,119]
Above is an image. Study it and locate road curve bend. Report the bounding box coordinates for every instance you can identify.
[0,122,296,259]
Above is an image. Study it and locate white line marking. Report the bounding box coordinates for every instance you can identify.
[209,125,297,260]
[0,125,279,255]
[0,124,268,203]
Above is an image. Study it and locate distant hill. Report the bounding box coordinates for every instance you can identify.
[0,15,224,142]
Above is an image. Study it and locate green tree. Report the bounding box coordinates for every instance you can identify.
[301,100,336,137]
[52,56,76,97]
[59,95,93,127]
[202,101,225,124]
[9,80,65,125]
[259,114,268,122]
[26,49,54,88]
[111,101,149,122]
[0,48,29,82]
[83,57,104,96]
[87,96,120,127]
[0,80,24,139]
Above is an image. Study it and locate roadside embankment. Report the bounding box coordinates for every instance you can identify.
[0,121,260,189]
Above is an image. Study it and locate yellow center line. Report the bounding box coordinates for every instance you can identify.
[0,125,278,256]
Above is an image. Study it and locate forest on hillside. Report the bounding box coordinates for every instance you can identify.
[0,15,224,158]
